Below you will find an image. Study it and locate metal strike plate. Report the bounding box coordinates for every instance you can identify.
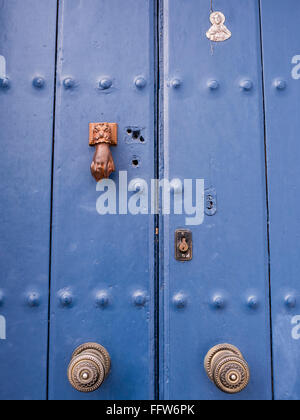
[175,229,192,262]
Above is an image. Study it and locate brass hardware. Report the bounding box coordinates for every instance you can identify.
[68,343,111,393]
[89,123,118,147]
[204,344,250,394]
[89,123,118,182]
[175,230,192,261]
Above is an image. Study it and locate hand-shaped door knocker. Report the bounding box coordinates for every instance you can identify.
[206,11,231,42]
[89,123,118,182]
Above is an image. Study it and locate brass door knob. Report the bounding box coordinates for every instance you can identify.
[204,344,250,394]
[68,343,111,393]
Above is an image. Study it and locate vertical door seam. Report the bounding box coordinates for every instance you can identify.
[258,0,275,401]
[46,0,60,401]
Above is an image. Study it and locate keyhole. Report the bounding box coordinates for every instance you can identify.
[207,195,214,210]
[179,237,189,253]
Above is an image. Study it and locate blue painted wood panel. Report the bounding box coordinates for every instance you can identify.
[160,0,272,400]
[260,0,300,401]
[0,0,57,400]
[48,0,156,400]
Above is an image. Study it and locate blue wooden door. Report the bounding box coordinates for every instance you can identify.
[47,0,156,400]
[260,0,300,401]
[0,0,58,400]
[2,0,300,401]
[159,0,272,400]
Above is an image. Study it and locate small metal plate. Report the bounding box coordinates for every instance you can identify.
[205,188,217,216]
[175,229,193,262]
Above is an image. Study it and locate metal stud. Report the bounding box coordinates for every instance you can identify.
[173,293,187,309]
[274,79,287,90]
[95,291,110,309]
[240,80,253,91]
[59,290,73,307]
[99,78,113,90]
[170,79,182,89]
[247,296,259,310]
[133,291,147,307]
[135,77,147,89]
[63,78,75,89]
[212,295,226,309]
[27,292,40,308]
[32,77,45,89]
[207,80,219,90]
[285,295,297,309]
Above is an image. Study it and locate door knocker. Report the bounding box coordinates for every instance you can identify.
[89,123,118,182]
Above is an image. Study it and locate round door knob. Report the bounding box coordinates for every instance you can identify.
[204,344,250,394]
[68,343,111,393]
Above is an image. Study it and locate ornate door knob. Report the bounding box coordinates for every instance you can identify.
[68,343,111,393]
[204,344,250,394]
